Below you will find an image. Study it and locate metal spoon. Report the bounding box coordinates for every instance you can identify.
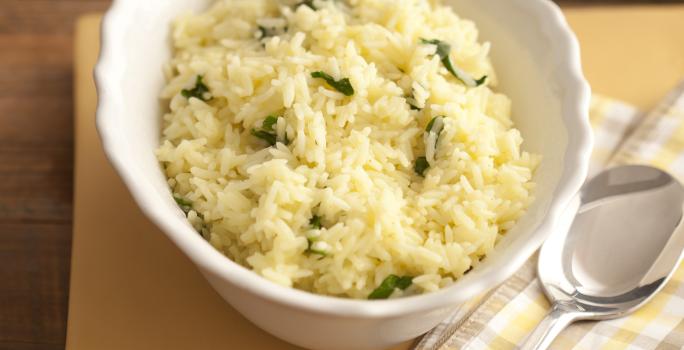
[521,165,684,350]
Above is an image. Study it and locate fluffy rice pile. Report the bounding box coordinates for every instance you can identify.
[156,0,540,299]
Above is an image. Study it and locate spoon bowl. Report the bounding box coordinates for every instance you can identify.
[522,165,684,349]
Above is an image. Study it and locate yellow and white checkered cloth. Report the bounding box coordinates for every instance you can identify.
[415,80,684,350]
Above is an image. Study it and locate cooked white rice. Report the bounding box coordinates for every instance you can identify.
[156,0,540,299]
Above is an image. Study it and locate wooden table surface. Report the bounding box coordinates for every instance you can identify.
[0,1,681,349]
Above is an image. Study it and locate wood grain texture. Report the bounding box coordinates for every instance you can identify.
[0,1,110,349]
[0,1,676,349]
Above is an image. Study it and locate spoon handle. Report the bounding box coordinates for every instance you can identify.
[519,303,578,350]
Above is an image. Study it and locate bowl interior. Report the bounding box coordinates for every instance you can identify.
[97,0,589,311]
[449,0,572,260]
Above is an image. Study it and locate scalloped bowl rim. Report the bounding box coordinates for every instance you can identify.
[95,0,593,318]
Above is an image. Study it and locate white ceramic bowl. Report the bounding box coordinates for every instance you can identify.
[96,1,592,349]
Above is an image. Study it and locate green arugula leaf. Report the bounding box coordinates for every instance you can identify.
[311,71,355,96]
[181,75,211,101]
[368,275,413,299]
[420,39,487,87]
[414,156,430,177]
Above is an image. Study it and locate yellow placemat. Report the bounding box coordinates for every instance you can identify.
[565,6,684,110]
[67,6,684,350]
[70,15,302,350]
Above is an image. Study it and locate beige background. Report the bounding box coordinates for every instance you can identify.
[67,6,684,350]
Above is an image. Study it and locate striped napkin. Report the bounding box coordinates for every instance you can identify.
[415,80,684,350]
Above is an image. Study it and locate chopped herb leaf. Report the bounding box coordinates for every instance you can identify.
[406,89,423,111]
[262,115,279,131]
[424,116,445,159]
[426,116,445,134]
[181,75,211,101]
[414,156,429,177]
[258,25,287,39]
[309,215,323,229]
[420,38,451,60]
[426,117,436,133]
[396,276,413,290]
[296,0,316,10]
[406,95,421,111]
[173,195,209,238]
[420,38,487,87]
[311,71,355,96]
[257,25,269,39]
[414,118,444,177]
[305,214,329,256]
[368,275,413,299]
[174,196,193,214]
[444,62,487,87]
[308,247,327,256]
[307,241,329,256]
[252,116,288,146]
[251,129,277,146]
